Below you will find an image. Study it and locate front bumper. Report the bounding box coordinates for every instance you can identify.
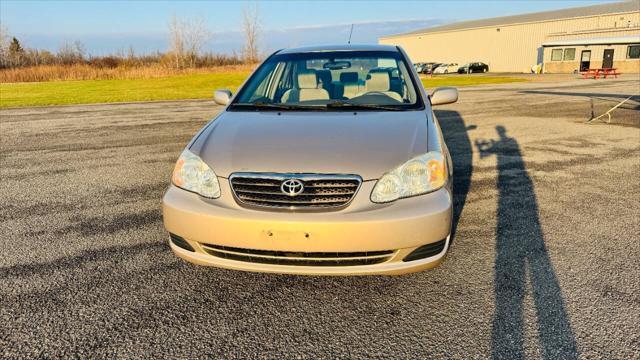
[162,180,452,276]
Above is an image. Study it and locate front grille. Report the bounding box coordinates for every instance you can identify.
[201,243,394,266]
[229,173,362,210]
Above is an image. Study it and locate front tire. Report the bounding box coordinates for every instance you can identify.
[445,70,448,74]
[469,69,473,74]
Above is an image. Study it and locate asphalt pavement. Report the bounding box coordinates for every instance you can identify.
[1,77,639,358]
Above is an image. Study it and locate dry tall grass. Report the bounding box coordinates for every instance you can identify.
[0,63,256,83]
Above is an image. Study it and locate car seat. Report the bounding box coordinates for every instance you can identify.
[339,72,360,99]
[360,71,403,102]
[281,70,330,103]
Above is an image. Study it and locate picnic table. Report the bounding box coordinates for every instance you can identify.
[582,68,620,79]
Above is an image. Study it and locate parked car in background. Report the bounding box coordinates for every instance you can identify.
[429,63,444,73]
[422,62,442,74]
[163,44,459,275]
[414,62,440,74]
[457,62,489,74]
[433,63,458,74]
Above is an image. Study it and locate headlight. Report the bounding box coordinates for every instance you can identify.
[371,152,447,203]
[171,149,221,198]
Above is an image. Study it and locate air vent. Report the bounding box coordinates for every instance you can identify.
[200,243,394,267]
[402,239,447,262]
[170,233,195,252]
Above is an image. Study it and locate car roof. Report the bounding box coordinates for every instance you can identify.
[277,44,399,54]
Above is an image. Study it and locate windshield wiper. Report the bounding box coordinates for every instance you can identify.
[230,102,324,111]
[325,100,404,111]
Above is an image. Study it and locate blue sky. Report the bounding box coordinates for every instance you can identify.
[0,0,620,54]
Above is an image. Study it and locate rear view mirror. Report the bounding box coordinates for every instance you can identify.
[214,89,232,105]
[430,87,458,106]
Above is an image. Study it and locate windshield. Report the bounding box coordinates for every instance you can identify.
[231,50,422,111]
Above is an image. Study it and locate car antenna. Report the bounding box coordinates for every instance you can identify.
[348,24,354,44]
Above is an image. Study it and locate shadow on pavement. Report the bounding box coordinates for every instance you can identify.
[0,242,167,280]
[436,110,474,241]
[476,126,578,359]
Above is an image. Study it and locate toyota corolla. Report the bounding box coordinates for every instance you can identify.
[162,44,458,275]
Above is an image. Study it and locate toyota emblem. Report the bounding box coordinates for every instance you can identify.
[281,179,304,196]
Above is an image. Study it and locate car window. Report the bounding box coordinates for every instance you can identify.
[232,51,422,110]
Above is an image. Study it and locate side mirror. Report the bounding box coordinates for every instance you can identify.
[214,89,232,105]
[430,87,458,106]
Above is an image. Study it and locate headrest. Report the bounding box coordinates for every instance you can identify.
[366,71,390,92]
[339,72,359,83]
[297,70,318,89]
[316,70,332,85]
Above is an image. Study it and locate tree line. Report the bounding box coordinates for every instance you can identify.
[0,4,262,70]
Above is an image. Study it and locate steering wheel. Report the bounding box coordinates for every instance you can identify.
[360,91,403,103]
[361,91,391,98]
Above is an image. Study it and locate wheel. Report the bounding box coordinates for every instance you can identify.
[483,68,487,73]
[444,70,448,74]
[469,69,473,74]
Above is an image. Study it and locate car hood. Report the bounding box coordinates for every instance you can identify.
[190,110,429,180]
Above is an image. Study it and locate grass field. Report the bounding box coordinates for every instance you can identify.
[0,73,526,108]
[420,75,526,88]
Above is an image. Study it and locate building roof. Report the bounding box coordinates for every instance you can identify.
[381,1,640,39]
[542,35,640,46]
[277,44,398,54]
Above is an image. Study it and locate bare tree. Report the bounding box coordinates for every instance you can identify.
[168,15,185,68]
[242,3,261,63]
[25,48,41,66]
[73,40,86,59]
[168,15,211,69]
[0,25,10,68]
[57,40,85,64]
[127,45,136,62]
[184,17,211,68]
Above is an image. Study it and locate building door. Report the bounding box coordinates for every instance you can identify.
[603,49,614,69]
[580,50,591,71]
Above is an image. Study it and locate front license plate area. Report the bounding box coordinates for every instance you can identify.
[261,230,310,242]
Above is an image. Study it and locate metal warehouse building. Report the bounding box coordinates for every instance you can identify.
[379,1,640,73]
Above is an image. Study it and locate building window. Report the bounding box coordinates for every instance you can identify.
[551,49,563,61]
[628,45,640,59]
[563,48,576,61]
